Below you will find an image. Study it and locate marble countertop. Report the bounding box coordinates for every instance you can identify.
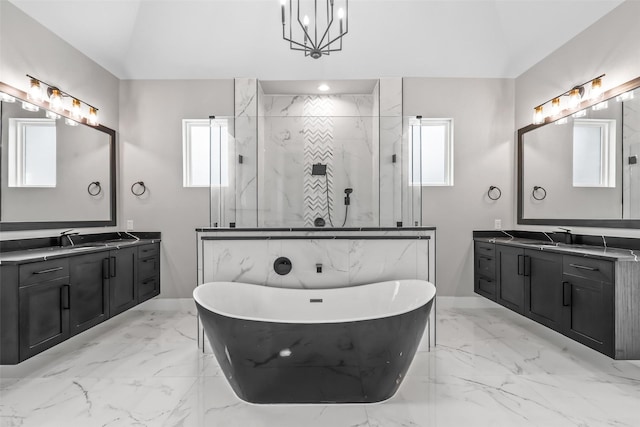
[474,236,639,262]
[0,238,161,265]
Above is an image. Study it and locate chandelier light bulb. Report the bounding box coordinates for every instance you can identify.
[49,88,63,110]
[280,0,286,23]
[28,78,43,102]
[568,88,582,109]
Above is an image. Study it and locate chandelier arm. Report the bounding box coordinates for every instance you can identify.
[318,29,348,51]
[317,7,335,47]
[296,3,317,49]
[283,35,317,50]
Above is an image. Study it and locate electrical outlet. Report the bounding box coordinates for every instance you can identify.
[494,219,502,230]
[126,220,134,231]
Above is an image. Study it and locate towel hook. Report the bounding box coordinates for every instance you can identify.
[87,181,101,196]
[131,181,147,196]
[487,185,502,201]
[532,186,547,200]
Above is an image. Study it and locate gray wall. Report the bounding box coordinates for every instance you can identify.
[514,0,640,238]
[0,1,119,239]
[118,80,234,298]
[403,78,515,296]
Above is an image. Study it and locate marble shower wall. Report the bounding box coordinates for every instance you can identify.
[259,93,379,227]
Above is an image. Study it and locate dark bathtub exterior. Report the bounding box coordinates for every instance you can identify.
[196,299,432,404]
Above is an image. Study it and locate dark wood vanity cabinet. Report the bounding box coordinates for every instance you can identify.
[475,240,619,358]
[69,252,110,335]
[1,239,161,365]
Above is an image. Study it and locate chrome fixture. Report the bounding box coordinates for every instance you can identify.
[280,0,348,59]
[25,74,99,126]
[532,74,605,125]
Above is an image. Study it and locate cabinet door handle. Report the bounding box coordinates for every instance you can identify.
[479,255,492,260]
[34,267,63,275]
[61,285,70,310]
[480,247,492,251]
[110,256,116,278]
[517,254,524,276]
[523,255,531,277]
[142,278,155,285]
[569,263,599,272]
[102,258,110,280]
[563,281,571,306]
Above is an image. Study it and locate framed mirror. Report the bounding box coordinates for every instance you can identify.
[518,75,640,228]
[0,81,116,231]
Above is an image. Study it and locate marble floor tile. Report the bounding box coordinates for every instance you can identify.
[2,296,640,427]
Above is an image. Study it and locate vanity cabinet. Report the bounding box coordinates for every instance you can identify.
[137,243,160,303]
[69,252,110,335]
[474,239,625,358]
[0,237,161,365]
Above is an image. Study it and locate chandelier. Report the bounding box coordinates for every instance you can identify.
[280,0,348,59]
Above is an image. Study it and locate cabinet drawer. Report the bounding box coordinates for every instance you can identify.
[475,241,495,256]
[138,244,158,259]
[138,257,159,279]
[563,256,613,283]
[477,254,495,278]
[19,259,69,286]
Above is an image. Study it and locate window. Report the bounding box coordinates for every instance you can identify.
[409,118,453,186]
[8,118,56,187]
[573,119,616,187]
[182,119,229,187]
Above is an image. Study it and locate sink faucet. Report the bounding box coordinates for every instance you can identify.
[59,229,80,247]
[556,227,573,244]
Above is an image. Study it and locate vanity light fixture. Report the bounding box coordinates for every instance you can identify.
[25,75,100,126]
[280,0,348,59]
[532,74,605,125]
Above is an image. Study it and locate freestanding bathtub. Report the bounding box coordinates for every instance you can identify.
[194,279,435,404]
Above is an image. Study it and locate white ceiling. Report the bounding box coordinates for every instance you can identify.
[9,0,624,80]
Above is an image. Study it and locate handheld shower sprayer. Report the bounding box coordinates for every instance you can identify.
[344,188,353,205]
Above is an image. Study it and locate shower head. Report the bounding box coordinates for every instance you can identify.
[311,163,327,176]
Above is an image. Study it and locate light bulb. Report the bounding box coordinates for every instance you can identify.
[338,7,344,19]
[0,92,16,103]
[22,101,39,112]
[568,88,582,109]
[590,77,603,100]
[71,98,82,118]
[46,110,60,120]
[65,117,79,126]
[551,97,561,116]
[533,106,544,124]
[88,107,99,125]
[280,0,286,24]
[28,78,43,102]
[303,15,309,26]
[49,88,63,110]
